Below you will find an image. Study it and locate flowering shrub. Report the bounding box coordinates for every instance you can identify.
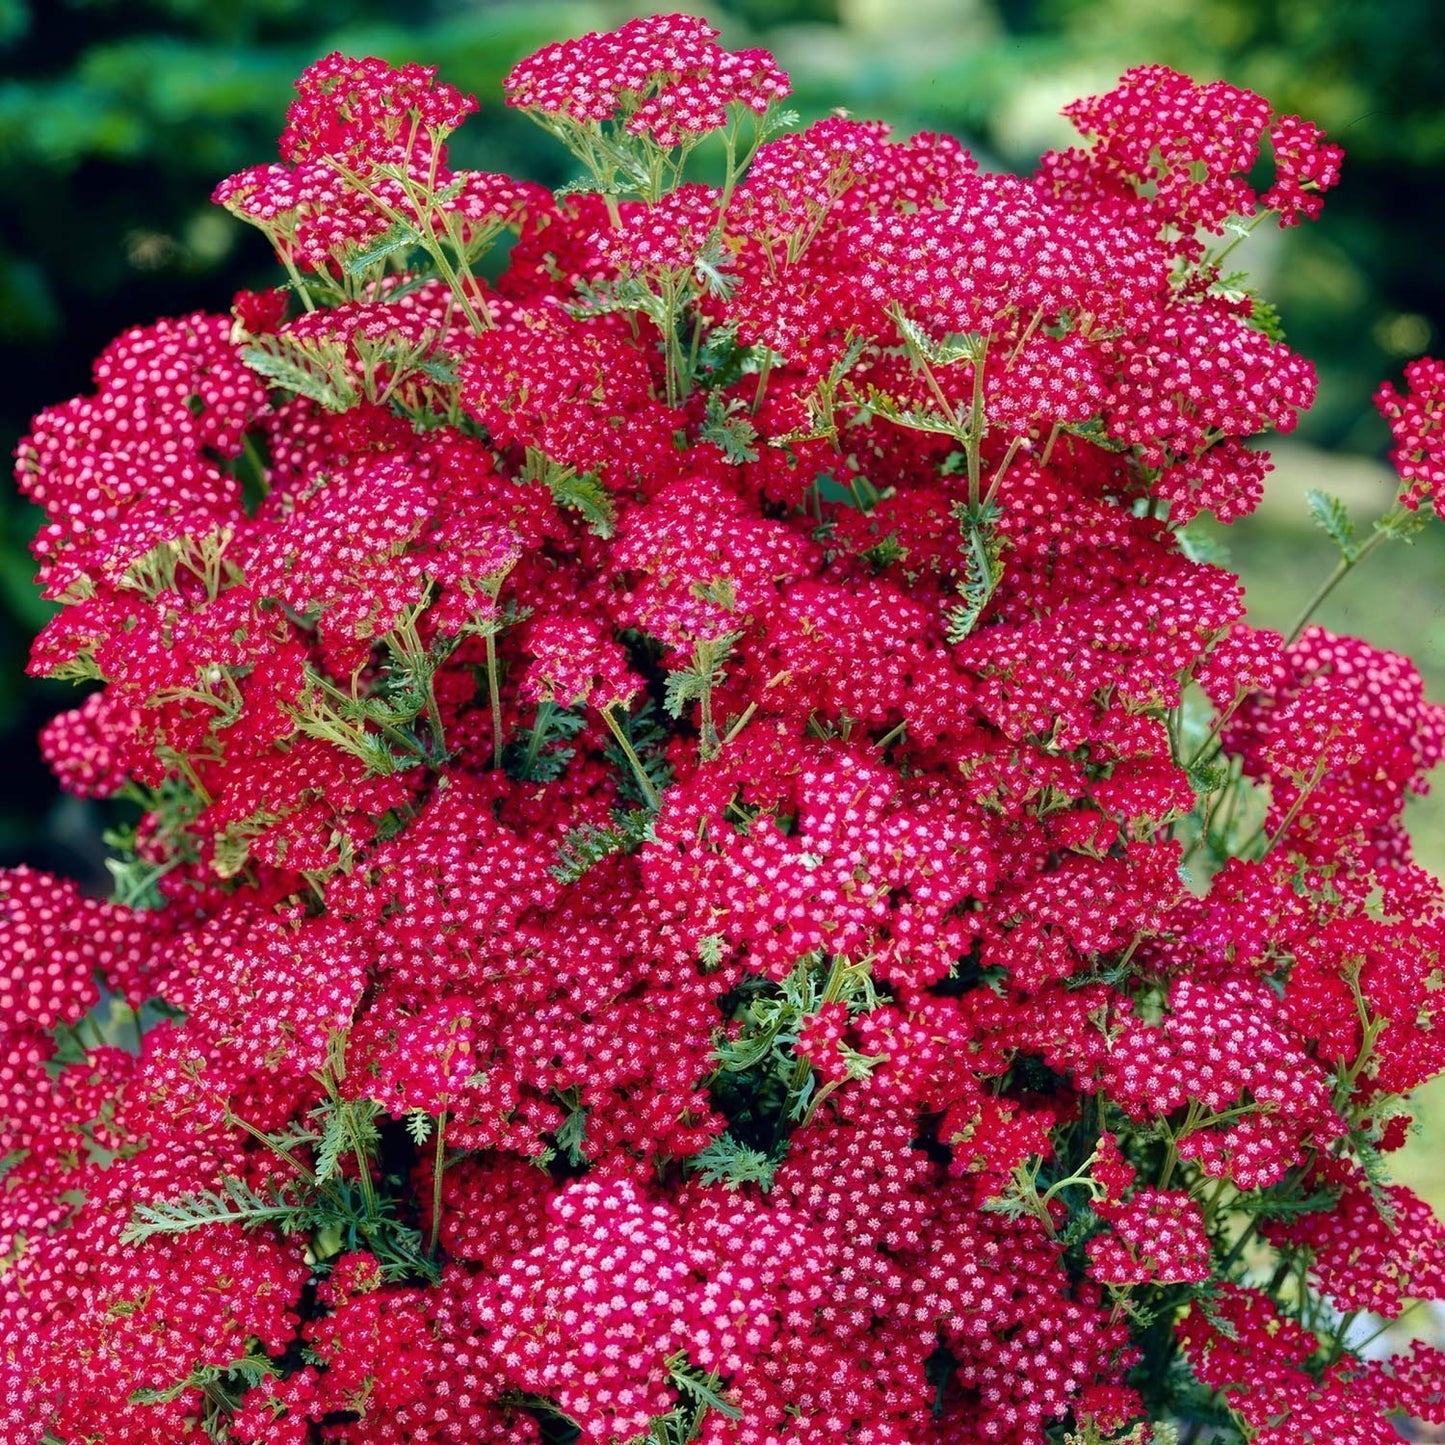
[6,13,1445,1442]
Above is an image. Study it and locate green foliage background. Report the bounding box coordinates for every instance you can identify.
[2,0,1442,909]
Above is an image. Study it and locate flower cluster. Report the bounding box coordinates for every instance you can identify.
[504,14,789,147]
[4,16,1443,1445]
[1376,355,1445,517]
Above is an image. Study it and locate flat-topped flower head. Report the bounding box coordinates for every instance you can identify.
[280,52,477,170]
[1043,63,1342,249]
[503,13,789,149]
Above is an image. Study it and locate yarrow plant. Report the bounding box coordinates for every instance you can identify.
[7,13,1445,1442]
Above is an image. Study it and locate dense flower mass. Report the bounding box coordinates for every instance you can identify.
[4,15,1444,1444]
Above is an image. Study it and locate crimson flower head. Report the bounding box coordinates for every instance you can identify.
[1263,114,1345,225]
[503,12,790,148]
[1044,63,1343,247]
[280,52,477,169]
[1376,355,1445,517]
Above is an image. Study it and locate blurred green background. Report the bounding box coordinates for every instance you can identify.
[2,0,1444,1182]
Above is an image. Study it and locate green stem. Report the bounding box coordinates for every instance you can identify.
[1338,1002,1385,1104]
[277,249,317,313]
[1179,1418,1207,1445]
[1325,1309,1361,1367]
[112,857,181,909]
[398,135,495,335]
[721,701,757,747]
[1350,1300,1423,1357]
[751,348,774,415]
[167,753,214,807]
[717,119,742,219]
[906,343,966,439]
[1207,207,1272,271]
[391,616,446,759]
[1285,524,1393,644]
[1159,1101,1200,1190]
[328,157,491,334]
[602,705,662,810]
[1039,420,1063,468]
[1004,305,1044,370]
[1211,754,1246,849]
[226,1109,318,1187]
[874,720,907,753]
[1249,753,1328,858]
[522,700,557,779]
[1217,1217,1262,1277]
[685,308,705,389]
[660,274,688,408]
[1182,688,1250,772]
[983,435,1025,508]
[306,670,427,766]
[429,1109,447,1258]
[345,1107,379,1217]
[440,236,493,331]
[484,631,504,772]
[966,335,990,509]
[239,431,270,502]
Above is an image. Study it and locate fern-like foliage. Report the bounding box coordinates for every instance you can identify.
[125,1173,439,1283]
[569,273,672,328]
[698,394,760,463]
[892,312,980,368]
[124,1042,441,1285]
[552,1100,590,1168]
[668,1355,742,1419]
[551,807,657,884]
[1306,488,1359,561]
[685,1133,779,1193]
[504,703,588,783]
[665,634,743,759]
[690,325,770,392]
[121,1176,311,1245]
[314,1097,382,1184]
[129,1350,279,1408]
[622,1354,742,1445]
[340,218,422,277]
[945,499,1005,643]
[241,333,359,411]
[852,383,967,442]
[523,447,616,538]
[707,952,883,1163]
